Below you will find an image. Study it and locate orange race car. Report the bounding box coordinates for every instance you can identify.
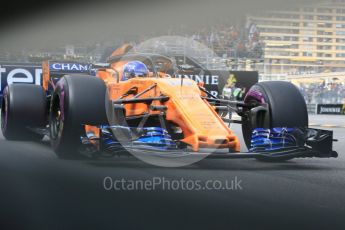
[1,45,338,161]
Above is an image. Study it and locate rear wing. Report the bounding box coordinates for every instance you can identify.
[42,60,91,91]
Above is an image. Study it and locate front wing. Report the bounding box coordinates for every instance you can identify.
[92,127,338,161]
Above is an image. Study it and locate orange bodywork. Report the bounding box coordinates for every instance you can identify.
[105,77,240,152]
[42,60,50,91]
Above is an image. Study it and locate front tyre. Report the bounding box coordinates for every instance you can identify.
[49,75,107,158]
[242,81,308,161]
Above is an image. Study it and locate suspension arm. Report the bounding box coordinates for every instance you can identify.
[113,96,169,104]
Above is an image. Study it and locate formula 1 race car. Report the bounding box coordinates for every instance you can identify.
[1,45,338,162]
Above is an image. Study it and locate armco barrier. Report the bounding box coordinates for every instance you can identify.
[307,103,318,114]
[307,104,345,115]
[317,104,345,115]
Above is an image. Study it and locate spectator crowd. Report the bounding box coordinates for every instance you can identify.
[297,81,345,104]
[163,23,264,59]
[0,21,264,63]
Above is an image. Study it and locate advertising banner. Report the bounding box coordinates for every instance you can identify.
[176,70,259,100]
[173,55,259,100]
[0,62,42,97]
[317,104,345,115]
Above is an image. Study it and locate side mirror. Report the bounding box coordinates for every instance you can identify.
[178,64,195,71]
[89,63,111,76]
[90,63,111,69]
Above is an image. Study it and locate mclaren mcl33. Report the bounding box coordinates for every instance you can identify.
[1,47,338,162]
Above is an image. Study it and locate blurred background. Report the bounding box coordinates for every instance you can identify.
[0,0,345,106]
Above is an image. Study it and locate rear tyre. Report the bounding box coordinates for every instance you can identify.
[49,75,108,158]
[242,81,308,161]
[1,84,46,141]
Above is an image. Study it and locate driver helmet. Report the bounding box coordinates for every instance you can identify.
[122,61,149,81]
